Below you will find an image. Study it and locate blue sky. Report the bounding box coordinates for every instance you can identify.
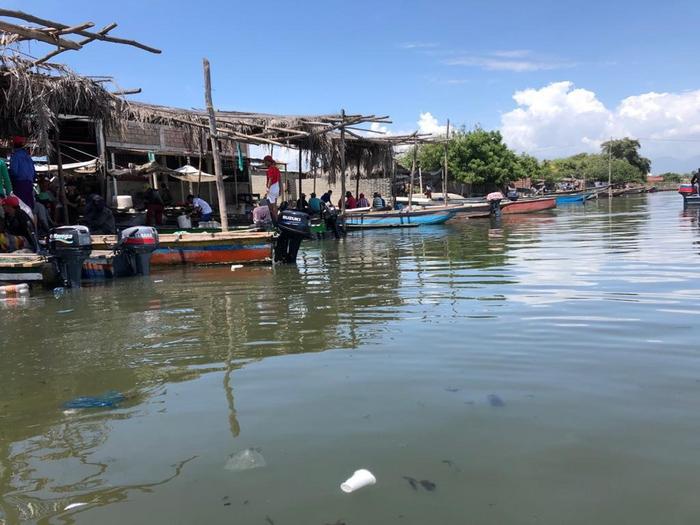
[6,0,700,170]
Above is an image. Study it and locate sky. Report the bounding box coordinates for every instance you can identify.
[7,0,700,172]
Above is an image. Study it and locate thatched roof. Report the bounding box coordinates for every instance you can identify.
[0,56,129,151]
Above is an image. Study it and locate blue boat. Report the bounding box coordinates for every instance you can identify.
[555,192,589,204]
[344,207,457,229]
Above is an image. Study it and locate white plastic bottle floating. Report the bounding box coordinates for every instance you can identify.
[340,469,376,493]
[224,448,266,471]
[53,287,65,299]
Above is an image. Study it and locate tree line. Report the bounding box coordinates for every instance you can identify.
[402,127,678,190]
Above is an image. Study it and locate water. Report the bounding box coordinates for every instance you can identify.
[2,193,700,524]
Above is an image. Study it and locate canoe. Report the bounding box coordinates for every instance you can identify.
[344,207,457,228]
[597,189,626,198]
[500,197,556,214]
[91,231,274,266]
[555,193,588,204]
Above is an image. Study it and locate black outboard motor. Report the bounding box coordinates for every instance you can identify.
[113,226,159,277]
[48,225,92,288]
[489,199,502,217]
[275,209,311,263]
[323,205,343,239]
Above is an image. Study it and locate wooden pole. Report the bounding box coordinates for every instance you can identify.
[298,148,303,202]
[54,134,69,225]
[96,120,108,200]
[608,136,612,195]
[391,154,396,209]
[444,119,450,207]
[408,138,417,209]
[202,58,229,231]
[197,131,204,197]
[355,156,361,201]
[340,109,347,214]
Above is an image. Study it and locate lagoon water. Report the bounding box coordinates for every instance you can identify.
[2,193,700,524]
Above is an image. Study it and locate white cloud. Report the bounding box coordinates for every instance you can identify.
[417,112,447,135]
[444,50,574,73]
[399,42,438,49]
[500,81,700,170]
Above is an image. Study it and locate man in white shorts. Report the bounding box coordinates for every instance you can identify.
[264,155,281,221]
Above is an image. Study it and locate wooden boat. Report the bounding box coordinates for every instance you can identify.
[500,197,556,214]
[597,188,626,198]
[91,231,274,266]
[0,254,48,283]
[344,207,456,228]
[555,193,589,204]
[623,187,646,195]
[682,195,700,206]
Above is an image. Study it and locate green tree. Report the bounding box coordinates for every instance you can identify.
[600,138,652,175]
[415,127,526,189]
[581,154,645,184]
[657,172,686,183]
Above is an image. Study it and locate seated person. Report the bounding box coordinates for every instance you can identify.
[252,198,272,228]
[296,192,308,212]
[187,194,213,221]
[372,192,386,209]
[2,195,36,251]
[308,192,323,214]
[84,195,116,235]
[357,193,369,208]
[33,198,54,239]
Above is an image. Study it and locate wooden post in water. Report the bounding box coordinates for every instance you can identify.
[444,119,450,206]
[54,134,69,224]
[408,137,417,209]
[607,136,612,195]
[202,58,229,231]
[340,109,347,214]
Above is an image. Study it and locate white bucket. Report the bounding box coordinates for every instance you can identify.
[177,214,192,229]
[112,195,133,209]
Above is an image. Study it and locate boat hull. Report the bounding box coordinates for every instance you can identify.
[555,193,588,204]
[682,195,700,206]
[500,197,556,214]
[91,232,274,266]
[345,208,456,227]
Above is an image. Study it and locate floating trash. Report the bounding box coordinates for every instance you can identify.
[419,480,436,491]
[230,264,243,271]
[154,279,164,283]
[487,394,505,407]
[341,469,376,493]
[63,391,125,410]
[224,448,266,471]
[64,502,88,511]
[53,287,65,299]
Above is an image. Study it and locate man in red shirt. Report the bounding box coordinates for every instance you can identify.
[264,155,280,221]
[345,191,357,209]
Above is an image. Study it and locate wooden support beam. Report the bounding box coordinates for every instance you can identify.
[340,109,347,215]
[0,20,81,49]
[203,58,229,231]
[44,21,94,35]
[34,22,117,65]
[0,9,161,53]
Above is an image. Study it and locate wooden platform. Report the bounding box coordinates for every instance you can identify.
[0,254,47,282]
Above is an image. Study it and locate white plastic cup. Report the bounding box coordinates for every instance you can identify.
[340,469,376,493]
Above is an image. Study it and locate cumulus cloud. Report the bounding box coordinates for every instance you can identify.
[417,112,447,135]
[500,81,700,171]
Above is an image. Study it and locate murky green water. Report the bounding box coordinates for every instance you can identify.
[2,193,700,524]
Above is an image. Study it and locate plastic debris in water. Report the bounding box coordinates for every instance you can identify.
[487,394,505,407]
[341,469,376,493]
[63,391,125,410]
[230,264,243,271]
[64,502,88,511]
[53,287,65,299]
[224,448,266,471]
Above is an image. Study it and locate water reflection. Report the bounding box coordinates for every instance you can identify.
[2,193,700,523]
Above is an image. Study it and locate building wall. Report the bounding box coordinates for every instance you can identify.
[250,171,392,203]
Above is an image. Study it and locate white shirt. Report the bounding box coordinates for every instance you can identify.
[192,197,212,215]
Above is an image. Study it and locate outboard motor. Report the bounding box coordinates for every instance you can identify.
[275,209,311,263]
[48,225,92,288]
[323,205,343,239]
[113,226,159,277]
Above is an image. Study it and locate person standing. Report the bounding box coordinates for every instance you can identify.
[692,170,700,195]
[144,186,165,226]
[264,155,280,221]
[321,190,332,204]
[9,136,36,208]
